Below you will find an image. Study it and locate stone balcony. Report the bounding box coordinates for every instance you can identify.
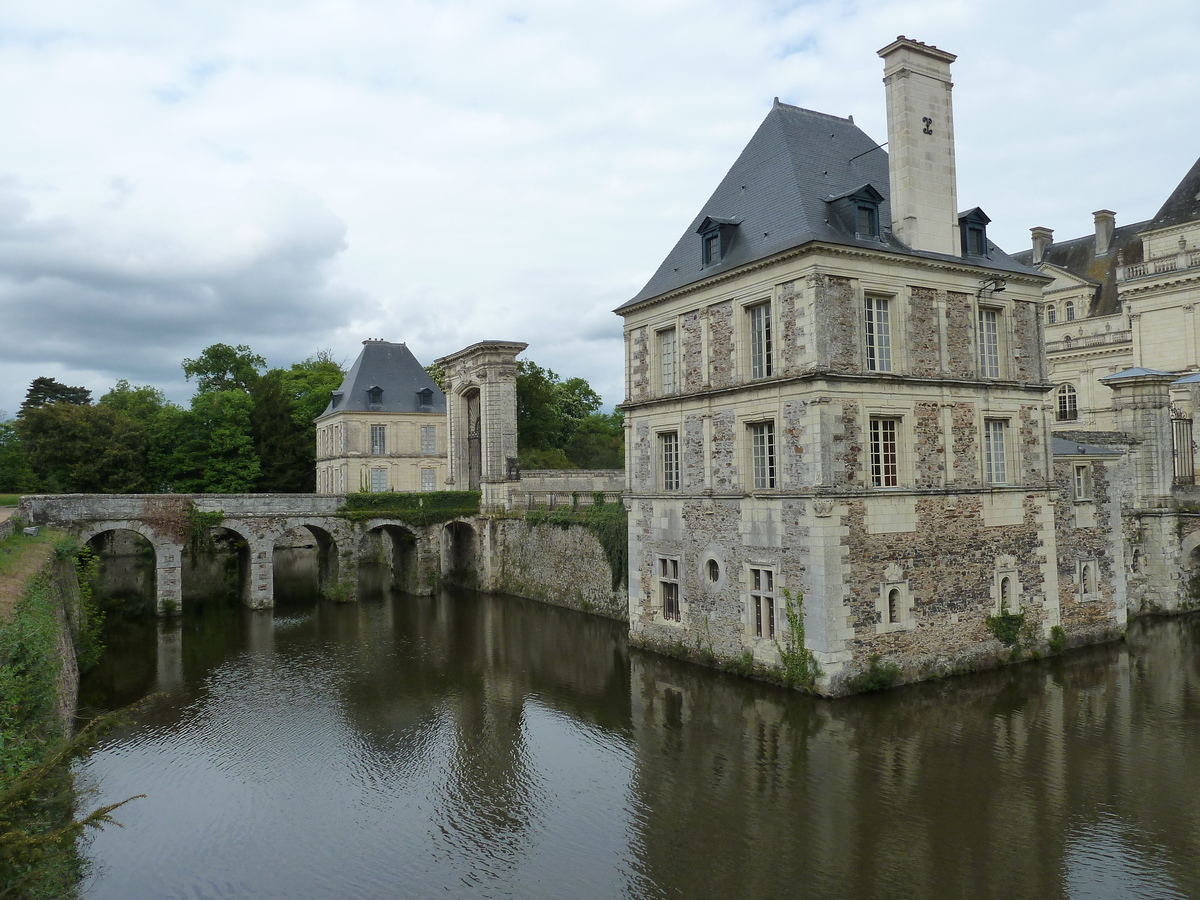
[1118,249,1200,282]
[1046,329,1132,354]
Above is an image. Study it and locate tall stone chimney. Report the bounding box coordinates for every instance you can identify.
[1094,209,1116,257]
[878,37,959,256]
[1031,226,1054,265]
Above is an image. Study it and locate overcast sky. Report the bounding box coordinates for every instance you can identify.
[1,0,1197,417]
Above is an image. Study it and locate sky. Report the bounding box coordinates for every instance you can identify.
[1,0,1197,417]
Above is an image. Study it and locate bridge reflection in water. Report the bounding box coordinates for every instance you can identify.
[77,586,1200,900]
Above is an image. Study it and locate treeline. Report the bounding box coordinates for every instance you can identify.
[0,344,343,494]
[0,347,623,495]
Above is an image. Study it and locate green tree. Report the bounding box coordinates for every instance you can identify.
[98,381,187,492]
[0,420,38,492]
[565,410,624,469]
[182,344,265,394]
[515,360,614,468]
[16,403,150,493]
[19,377,91,411]
[252,357,344,492]
[177,390,260,492]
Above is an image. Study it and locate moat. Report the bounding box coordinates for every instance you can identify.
[77,564,1200,899]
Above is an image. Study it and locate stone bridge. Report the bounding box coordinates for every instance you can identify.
[18,494,489,614]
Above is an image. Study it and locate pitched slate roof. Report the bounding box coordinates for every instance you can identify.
[619,99,1037,311]
[317,340,446,417]
[1149,155,1200,231]
[1013,221,1148,317]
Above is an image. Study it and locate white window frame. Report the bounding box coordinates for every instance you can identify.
[748,565,776,640]
[978,307,1000,378]
[658,556,681,622]
[749,421,776,489]
[420,424,437,455]
[1065,300,1076,321]
[748,302,773,379]
[869,417,900,487]
[1046,304,1057,325]
[659,327,678,395]
[1057,384,1078,422]
[984,419,1008,485]
[865,294,892,372]
[369,467,388,493]
[421,468,436,492]
[1073,463,1092,501]
[659,431,680,491]
[370,424,386,455]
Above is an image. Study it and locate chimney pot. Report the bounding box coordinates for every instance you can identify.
[1093,209,1116,257]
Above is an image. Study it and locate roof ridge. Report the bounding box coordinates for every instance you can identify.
[771,98,854,124]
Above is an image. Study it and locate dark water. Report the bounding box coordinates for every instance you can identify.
[77,572,1200,899]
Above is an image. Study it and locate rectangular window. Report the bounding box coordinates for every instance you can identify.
[856,204,878,237]
[421,468,436,492]
[370,468,388,493]
[420,424,436,455]
[370,425,386,455]
[750,422,776,489]
[750,566,775,639]
[1074,464,1091,500]
[984,420,1007,484]
[869,418,900,487]
[977,308,1000,378]
[865,295,892,372]
[660,328,677,395]
[658,557,680,622]
[749,303,773,379]
[660,432,680,491]
[703,231,721,265]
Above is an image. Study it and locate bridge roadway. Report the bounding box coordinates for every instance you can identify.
[18,494,483,613]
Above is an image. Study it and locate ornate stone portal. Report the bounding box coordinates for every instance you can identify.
[435,341,527,510]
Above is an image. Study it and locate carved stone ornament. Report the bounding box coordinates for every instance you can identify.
[812,498,835,517]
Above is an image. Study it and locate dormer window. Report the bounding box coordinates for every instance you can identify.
[826,184,884,241]
[959,207,991,258]
[366,386,383,407]
[417,388,433,410]
[697,216,738,267]
[330,391,343,409]
[856,202,879,238]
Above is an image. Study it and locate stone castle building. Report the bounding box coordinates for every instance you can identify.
[315,339,448,494]
[615,37,1131,693]
[1014,157,1200,456]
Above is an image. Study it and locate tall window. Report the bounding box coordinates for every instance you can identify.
[370,468,388,493]
[750,422,776,489]
[887,588,901,625]
[977,308,1000,378]
[703,231,721,266]
[420,424,437,454]
[1074,463,1091,500]
[1046,305,1057,325]
[869,418,900,487]
[984,419,1007,484]
[750,566,775,639]
[1065,301,1076,321]
[1000,575,1013,612]
[856,203,878,238]
[370,424,386,455]
[865,295,892,372]
[1057,384,1078,421]
[660,432,680,491]
[658,557,680,622]
[421,469,436,492]
[749,303,773,379]
[660,328,677,394]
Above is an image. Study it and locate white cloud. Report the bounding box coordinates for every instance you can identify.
[0,0,1197,415]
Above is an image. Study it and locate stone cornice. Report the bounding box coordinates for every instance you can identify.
[617,241,1049,318]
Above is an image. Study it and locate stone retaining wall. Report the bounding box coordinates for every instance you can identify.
[482,517,627,620]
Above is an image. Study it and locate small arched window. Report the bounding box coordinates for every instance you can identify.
[1083,563,1097,595]
[888,588,900,624]
[1046,305,1057,325]
[707,559,720,583]
[1000,576,1013,612]
[1065,301,1076,321]
[1057,384,1079,421]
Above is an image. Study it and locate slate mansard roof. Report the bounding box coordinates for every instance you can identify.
[619,99,1036,312]
[317,340,446,418]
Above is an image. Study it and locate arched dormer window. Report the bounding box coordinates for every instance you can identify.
[417,388,433,410]
[366,386,383,407]
[1046,305,1057,325]
[1057,383,1078,421]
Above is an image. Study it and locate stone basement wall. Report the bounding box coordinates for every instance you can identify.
[483,517,627,620]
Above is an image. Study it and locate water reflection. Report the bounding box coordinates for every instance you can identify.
[79,591,1200,900]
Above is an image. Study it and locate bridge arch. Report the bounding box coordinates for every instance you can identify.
[269,519,351,600]
[441,519,479,587]
[80,523,160,612]
[77,520,181,615]
[359,521,423,595]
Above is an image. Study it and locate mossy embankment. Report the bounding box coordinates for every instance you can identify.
[0,524,111,898]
